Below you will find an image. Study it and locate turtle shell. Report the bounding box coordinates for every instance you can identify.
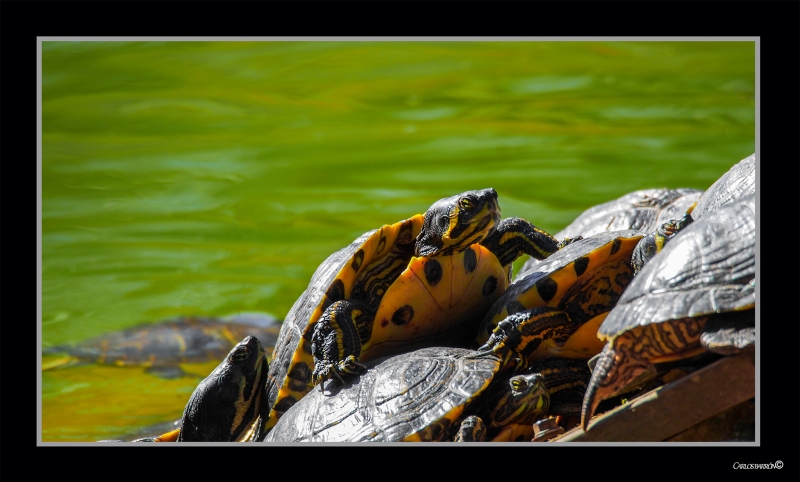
[598,194,755,341]
[42,315,281,370]
[479,230,645,359]
[264,215,423,423]
[263,346,501,442]
[520,188,701,275]
[692,153,755,220]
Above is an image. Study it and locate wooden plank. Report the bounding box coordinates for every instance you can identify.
[553,352,755,442]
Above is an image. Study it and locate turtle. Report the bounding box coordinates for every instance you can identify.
[42,313,281,379]
[519,188,702,275]
[114,335,268,443]
[581,194,755,431]
[263,346,593,443]
[475,356,593,442]
[260,188,570,437]
[262,346,551,442]
[176,335,269,442]
[691,153,754,221]
[475,230,646,374]
[630,153,754,275]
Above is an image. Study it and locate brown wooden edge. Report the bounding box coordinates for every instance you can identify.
[552,352,755,442]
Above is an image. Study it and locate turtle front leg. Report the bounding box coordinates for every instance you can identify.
[481,217,578,266]
[473,306,580,370]
[310,300,372,388]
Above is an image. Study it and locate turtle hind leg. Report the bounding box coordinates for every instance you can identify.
[480,217,561,265]
[581,341,654,431]
[700,310,755,355]
[310,299,372,387]
[581,317,708,430]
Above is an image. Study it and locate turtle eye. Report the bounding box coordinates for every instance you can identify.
[510,376,528,392]
[230,347,250,364]
[459,197,473,210]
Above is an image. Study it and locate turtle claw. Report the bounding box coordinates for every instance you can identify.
[557,236,583,250]
[466,347,494,359]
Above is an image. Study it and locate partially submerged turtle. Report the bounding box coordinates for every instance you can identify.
[263,347,550,442]
[261,188,569,436]
[581,194,755,430]
[520,188,702,275]
[476,230,645,371]
[42,314,281,378]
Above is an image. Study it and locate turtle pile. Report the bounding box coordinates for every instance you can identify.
[123,153,756,443]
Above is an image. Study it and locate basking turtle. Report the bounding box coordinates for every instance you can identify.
[476,230,645,371]
[263,347,592,443]
[691,153,754,221]
[263,347,550,442]
[581,195,755,431]
[114,335,269,443]
[176,336,268,442]
[630,153,754,275]
[42,314,281,378]
[470,356,593,442]
[520,188,702,275]
[261,188,569,436]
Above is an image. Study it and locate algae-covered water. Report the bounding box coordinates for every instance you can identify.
[40,40,755,442]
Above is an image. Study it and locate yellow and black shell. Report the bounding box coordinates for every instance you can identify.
[264,215,422,427]
[519,188,701,275]
[42,314,281,373]
[478,230,645,363]
[263,347,503,442]
[262,195,512,434]
[581,195,755,429]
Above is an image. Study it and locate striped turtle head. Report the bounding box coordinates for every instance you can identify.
[487,372,550,429]
[631,212,694,275]
[177,336,268,442]
[415,188,501,257]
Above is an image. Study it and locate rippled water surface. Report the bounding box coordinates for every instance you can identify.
[40,40,755,441]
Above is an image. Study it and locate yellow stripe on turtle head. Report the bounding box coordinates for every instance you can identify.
[416,189,501,257]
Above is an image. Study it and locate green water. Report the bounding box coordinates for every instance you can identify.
[40,41,755,441]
